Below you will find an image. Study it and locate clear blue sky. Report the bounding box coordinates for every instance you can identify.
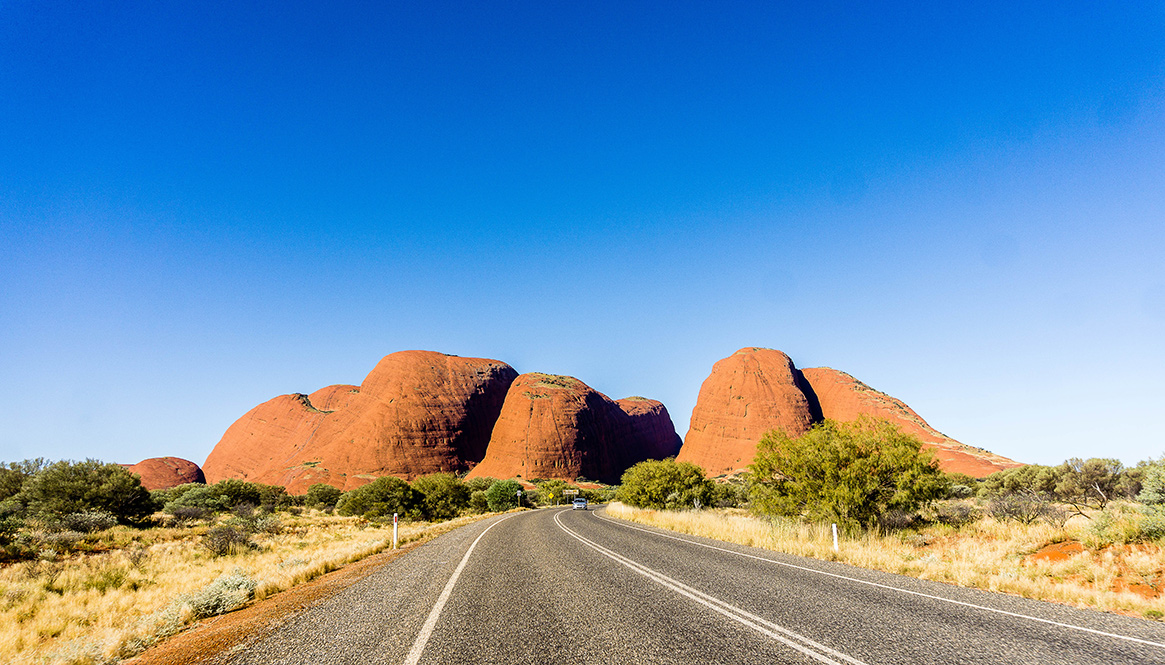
[2,2,1163,469]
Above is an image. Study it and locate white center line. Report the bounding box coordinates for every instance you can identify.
[402,513,519,665]
[595,509,1165,650]
[555,510,868,665]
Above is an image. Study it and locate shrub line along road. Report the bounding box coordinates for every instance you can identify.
[223,507,1165,665]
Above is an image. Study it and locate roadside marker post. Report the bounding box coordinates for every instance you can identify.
[831,523,838,553]
[394,513,399,550]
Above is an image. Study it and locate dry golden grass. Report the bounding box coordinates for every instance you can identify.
[0,511,489,665]
[605,502,1165,620]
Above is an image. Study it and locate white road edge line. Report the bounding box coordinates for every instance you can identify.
[594,509,1165,650]
[402,513,520,665]
[555,511,869,665]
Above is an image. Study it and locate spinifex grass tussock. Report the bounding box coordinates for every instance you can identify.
[605,502,1165,620]
[0,511,487,665]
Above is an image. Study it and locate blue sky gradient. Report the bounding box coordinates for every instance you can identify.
[2,2,1163,468]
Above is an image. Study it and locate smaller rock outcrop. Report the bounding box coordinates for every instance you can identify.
[616,397,683,461]
[125,457,205,490]
[677,348,818,476]
[467,374,679,484]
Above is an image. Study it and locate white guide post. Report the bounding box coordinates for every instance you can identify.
[831,523,839,553]
[394,512,399,550]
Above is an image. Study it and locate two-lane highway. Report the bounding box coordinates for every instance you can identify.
[226,507,1165,664]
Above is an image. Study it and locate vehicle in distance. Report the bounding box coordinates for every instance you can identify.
[572,497,588,510]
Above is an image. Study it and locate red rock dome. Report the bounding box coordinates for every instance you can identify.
[676,348,818,476]
[202,351,517,492]
[125,457,205,490]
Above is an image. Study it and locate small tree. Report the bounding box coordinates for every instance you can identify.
[336,477,422,519]
[18,459,156,523]
[411,473,470,520]
[304,483,343,510]
[485,480,523,512]
[1055,458,1123,515]
[616,459,713,510]
[748,417,948,529]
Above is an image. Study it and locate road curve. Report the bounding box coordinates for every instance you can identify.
[225,507,1165,664]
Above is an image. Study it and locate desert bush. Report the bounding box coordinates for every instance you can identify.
[711,482,748,508]
[486,480,524,512]
[748,417,948,529]
[304,483,343,510]
[201,525,253,557]
[617,459,713,510]
[336,476,422,519]
[169,505,208,525]
[465,477,497,494]
[878,509,916,531]
[1086,504,1149,547]
[988,493,1049,525]
[935,501,978,527]
[165,485,229,513]
[1138,455,1165,506]
[468,490,489,513]
[40,530,85,554]
[411,473,470,520]
[253,514,283,535]
[17,459,156,522]
[58,510,118,534]
[1141,507,1165,541]
[182,568,256,618]
[150,482,204,507]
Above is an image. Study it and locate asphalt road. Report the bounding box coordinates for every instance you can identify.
[225,507,1165,664]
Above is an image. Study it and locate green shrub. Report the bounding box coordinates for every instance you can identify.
[17,459,156,522]
[150,482,204,508]
[411,473,470,521]
[183,568,256,618]
[165,485,229,513]
[465,477,497,493]
[485,480,523,512]
[617,458,713,510]
[468,490,489,513]
[1086,504,1148,547]
[304,483,343,510]
[1141,506,1165,541]
[748,417,948,529]
[336,476,422,519]
[1138,455,1165,505]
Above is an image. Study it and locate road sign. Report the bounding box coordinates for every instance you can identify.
[563,489,578,496]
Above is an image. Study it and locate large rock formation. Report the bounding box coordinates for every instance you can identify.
[466,374,680,484]
[203,351,518,493]
[676,348,819,476]
[616,397,683,461]
[125,457,205,490]
[677,348,1021,478]
[799,367,1022,477]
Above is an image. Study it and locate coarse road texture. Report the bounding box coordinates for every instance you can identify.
[224,508,1165,665]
